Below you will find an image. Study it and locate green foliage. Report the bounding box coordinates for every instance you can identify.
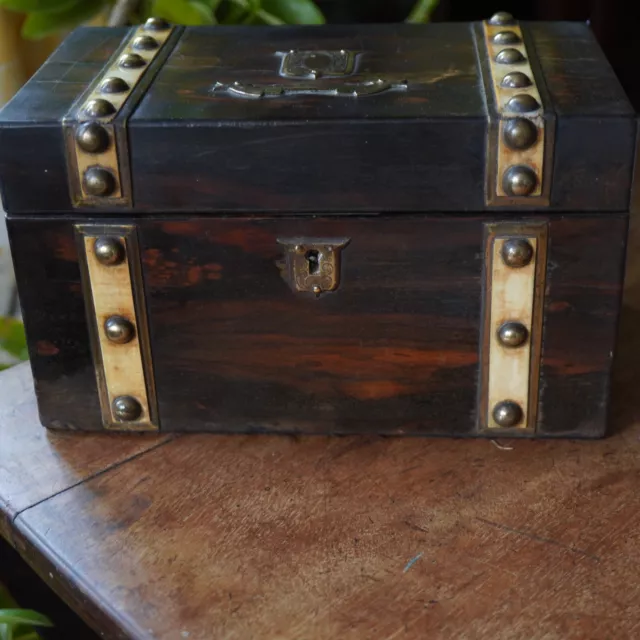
[0,317,28,368]
[406,0,440,23]
[0,0,438,38]
[0,610,53,640]
[20,0,104,38]
[0,583,53,640]
[150,0,216,25]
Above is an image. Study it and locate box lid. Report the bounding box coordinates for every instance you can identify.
[0,15,636,214]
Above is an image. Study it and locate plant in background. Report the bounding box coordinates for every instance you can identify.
[0,582,53,640]
[0,0,439,39]
[0,317,27,371]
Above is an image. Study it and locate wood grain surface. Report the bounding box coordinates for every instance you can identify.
[0,23,635,213]
[0,363,170,543]
[8,214,626,437]
[1,208,640,637]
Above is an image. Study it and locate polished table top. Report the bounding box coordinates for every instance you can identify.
[2,217,640,639]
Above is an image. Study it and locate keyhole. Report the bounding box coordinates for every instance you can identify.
[305,250,320,274]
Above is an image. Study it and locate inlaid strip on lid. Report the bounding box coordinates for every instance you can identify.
[75,224,158,431]
[479,221,547,433]
[480,11,554,206]
[64,18,175,208]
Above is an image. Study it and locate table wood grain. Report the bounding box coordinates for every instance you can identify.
[0,363,171,542]
[2,216,640,639]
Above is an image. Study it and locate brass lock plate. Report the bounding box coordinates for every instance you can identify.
[278,238,350,296]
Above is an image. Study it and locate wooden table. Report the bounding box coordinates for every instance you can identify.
[3,220,640,640]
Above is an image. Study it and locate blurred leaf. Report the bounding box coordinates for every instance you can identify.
[0,0,76,11]
[0,317,27,361]
[261,0,324,24]
[255,8,283,24]
[0,623,11,640]
[20,0,105,39]
[406,0,439,23]
[151,0,215,24]
[0,612,52,628]
[220,3,246,24]
[0,586,18,611]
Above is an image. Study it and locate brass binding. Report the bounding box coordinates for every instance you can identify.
[75,225,158,431]
[63,18,176,208]
[479,222,547,434]
[478,11,554,206]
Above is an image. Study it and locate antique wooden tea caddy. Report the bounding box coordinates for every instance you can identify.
[0,12,635,437]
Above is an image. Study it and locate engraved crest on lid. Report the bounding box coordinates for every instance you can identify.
[212,48,408,100]
[279,49,357,79]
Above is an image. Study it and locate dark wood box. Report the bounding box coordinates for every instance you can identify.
[0,13,636,437]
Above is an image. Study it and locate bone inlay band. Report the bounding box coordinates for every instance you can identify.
[487,236,537,429]
[82,235,155,430]
[483,21,545,200]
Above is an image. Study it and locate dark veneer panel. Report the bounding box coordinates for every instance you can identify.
[139,214,625,437]
[140,216,484,435]
[7,218,103,430]
[538,215,628,437]
[7,214,626,437]
[130,120,487,213]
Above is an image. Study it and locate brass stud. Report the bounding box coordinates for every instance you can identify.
[119,53,146,69]
[132,35,159,51]
[495,48,526,65]
[501,71,532,89]
[144,16,170,30]
[502,165,538,197]
[75,122,110,154]
[501,238,534,268]
[104,316,136,344]
[493,30,521,45]
[294,245,305,254]
[492,400,523,428]
[488,11,515,25]
[503,118,538,150]
[83,98,116,118]
[100,76,130,94]
[505,93,540,113]
[83,167,116,197]
[94,237,125,266]
[312,285,322,296]
[112,395,142,422]
[497,321,529,348]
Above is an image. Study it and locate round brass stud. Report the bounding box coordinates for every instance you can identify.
[503,118,538,150]
[93,237,125,266]
[83,98,116,118]
[501,71,532,89]
[112,395,142,422]
[83,167,116,197]
[132,35,159,50]
[144,16,170,30]
[492,400,523,428]
[502,165,538,197]
[505,93,540,113]
[104,316,135,344]
[312,285,322,296]
[488,11,515,25]
[75,122,110,154]
[493,30,521,45]
[100,76,130,94]
[497,321,529,348]
[119,53,146,69]
[501,238,534,268]
[495,48,526,65]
